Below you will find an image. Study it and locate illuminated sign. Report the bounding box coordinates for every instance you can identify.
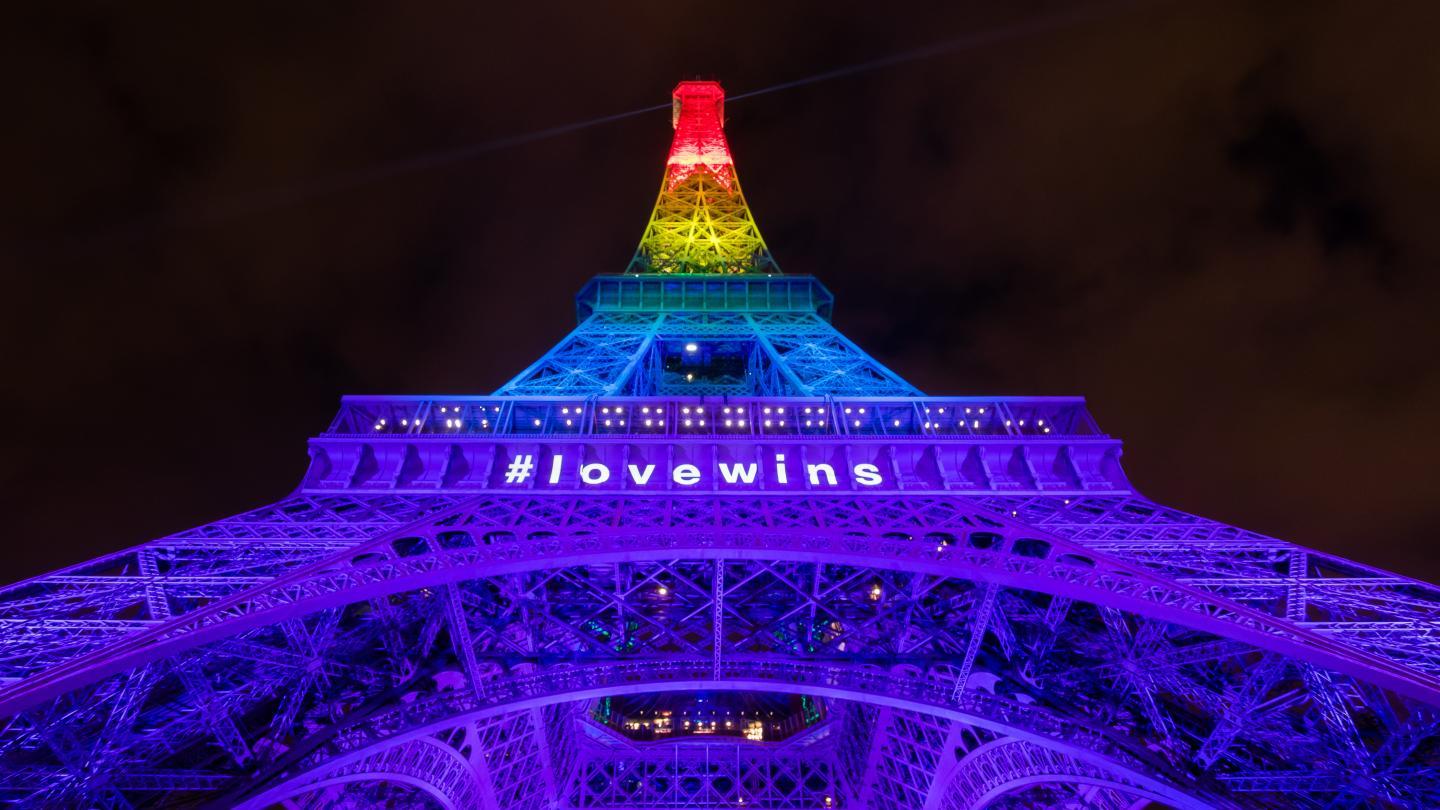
[305,438,1130,494]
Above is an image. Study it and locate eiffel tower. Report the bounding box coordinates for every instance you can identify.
[2,79,1438,809]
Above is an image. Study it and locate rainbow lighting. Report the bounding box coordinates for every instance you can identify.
[0,79,1438,809]
[628,81,778,274]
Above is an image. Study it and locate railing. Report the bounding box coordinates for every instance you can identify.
[325,395,1104,441]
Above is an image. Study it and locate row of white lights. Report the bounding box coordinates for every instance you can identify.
[370,403,1057,435]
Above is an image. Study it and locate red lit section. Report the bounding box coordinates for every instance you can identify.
[666,81,733,188]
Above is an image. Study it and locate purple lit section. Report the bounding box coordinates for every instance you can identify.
[0,79,1437,810]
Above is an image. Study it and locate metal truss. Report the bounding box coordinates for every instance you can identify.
[2,491,1438,806]
[626,81,777,275]
[3,78,1440,810]
[494,304,919,398]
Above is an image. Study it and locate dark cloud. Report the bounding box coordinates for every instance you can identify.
[3,0,1439,583]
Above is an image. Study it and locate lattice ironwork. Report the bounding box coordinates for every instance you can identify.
[2,78,1438,809]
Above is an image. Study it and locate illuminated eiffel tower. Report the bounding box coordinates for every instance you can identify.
[1,80,1438,809]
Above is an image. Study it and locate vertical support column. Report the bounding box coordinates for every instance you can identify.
[952,584,998,703]
[444,585,485,700]
[137,548,170,620]
[920,719,974,810]
[854,708,895,806]
[713,560,726,681]
[527,708,561,806]
[1287,549,1309,623]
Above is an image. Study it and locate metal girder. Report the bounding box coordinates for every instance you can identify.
[4,79,1440,810]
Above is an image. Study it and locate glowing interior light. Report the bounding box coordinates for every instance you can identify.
[1019,420,1026,426]
[561,407,569,414]
[805,420,813,427]
[725,419,733,427]
[602,407,610,414]
[844,407,852,414]
[804,407,812,414]
[979,407,986,413]
[566,419,573,426]
[817,420,824,426]
[605,419,612,426]
[765,419,772,427]
[373,424,382,431]
[938,407,945,413]
[642,406,650,413]
[723,407,731,414]
[620,419,626,426]
[763,407,772,414]
[738,419,745,426]
[1038,419,1044,426]
[853,420,860,427]
[439,406,446,413]
[379,418,386,425]
[893,419,901,426]
[657,586,669,596]
[858,407,866,414]
[698,419,706,426]
[533,419,541,426]
[646,419,654,426]
[1043,427,1051,433]
[1005,419,1013,427]
[616,406,624,412]
[685,419,693,427]
[686,373,694,381]
[683,407,691,414]
[973,420,980,428]
[401,419,408,426]
[869,584,883,601]
[685,342,698,353]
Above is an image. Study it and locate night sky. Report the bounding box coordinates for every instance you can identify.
[5,2,1440,584]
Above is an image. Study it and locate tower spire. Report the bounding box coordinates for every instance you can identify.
[627,81,779,274]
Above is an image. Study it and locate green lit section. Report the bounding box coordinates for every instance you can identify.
[627,81,778,275]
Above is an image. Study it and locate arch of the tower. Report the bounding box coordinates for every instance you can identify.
[242,676,1196,809]
[5,497,1438,808]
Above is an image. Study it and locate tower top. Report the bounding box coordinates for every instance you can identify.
[627,80,779,275]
